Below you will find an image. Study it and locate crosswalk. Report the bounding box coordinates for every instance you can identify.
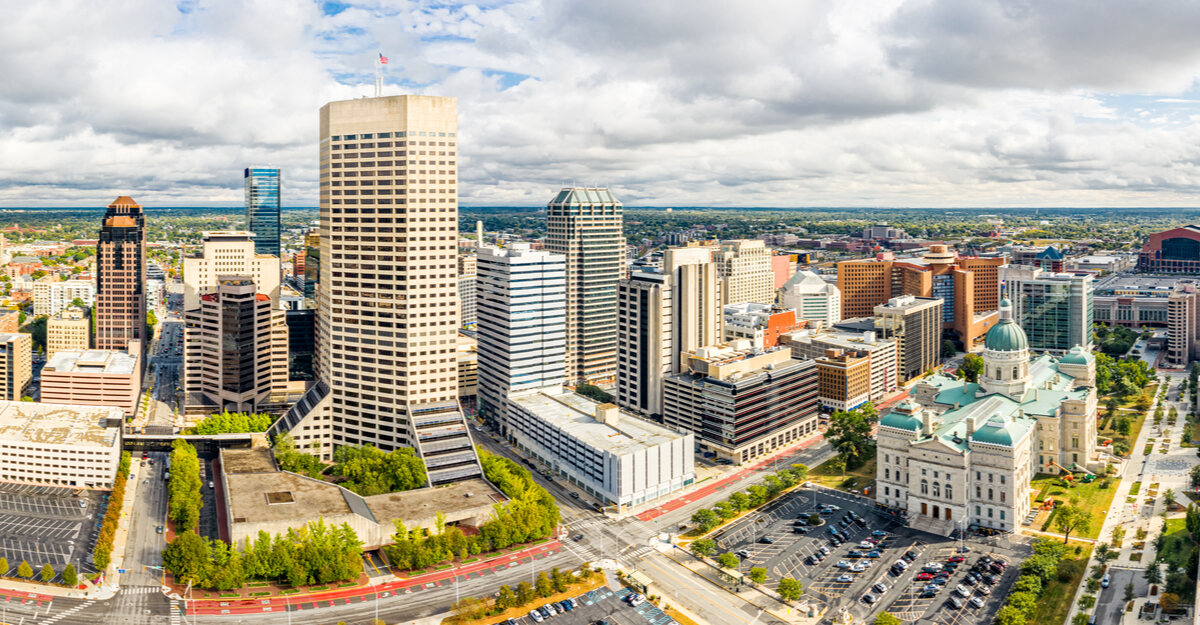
[169,600,181,625]
[121,586,161,595]
[37,600,93,625]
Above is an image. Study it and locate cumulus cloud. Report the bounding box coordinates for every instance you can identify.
[2,0,1200,207]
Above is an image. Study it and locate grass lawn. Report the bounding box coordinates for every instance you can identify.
[1158,518,1197,601]
[1030,474,1120,539]
[1098,404,1148,457]
[1130,482,1142,496]
[809,453,876,492]
[1032,543,1093,625]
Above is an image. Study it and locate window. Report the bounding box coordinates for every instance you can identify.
[1001,491,1006,503]
[933,483,941,497]
[987,508,993,518]
[885,468,890,480]
[1000,511,1005,520]
[945,484,953,500]
[1012,366,1019,378]
[988,488,993,500]
[976,486,981,498]
[921,479,928,495]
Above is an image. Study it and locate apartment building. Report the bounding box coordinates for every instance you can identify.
[715,239,774,305]
[47,306,90,359]
[33,280,94,317]
[874,295,943,383]
[0,333,31,401]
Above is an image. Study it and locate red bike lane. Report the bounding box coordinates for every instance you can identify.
[186,540,563,616]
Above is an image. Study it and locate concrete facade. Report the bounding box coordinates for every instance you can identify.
[41,350,140,416]
[0,401,123,488]
[33,280,95,317]
[47,306,90,359]
[183,231,282,309]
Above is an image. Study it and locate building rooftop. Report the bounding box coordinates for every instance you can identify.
[45,350,137,375]
[0,401,121,446]
[509,388,688,456]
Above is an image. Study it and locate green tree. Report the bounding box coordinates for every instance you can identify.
[1164,488,1176,510]
[826,404,877,468]
[1011,574,1041,596]
[728,492,749,511]
[1020,554,1059,584]
[959,353,984,383]
[828,456,847,478]
[1124,582,1135,602]
[550,567,569,593]
[1008,592,1037,616]
[62,563,77,587]
[777,577,803,601]
[1144,562,1163,585]
[717,552,739,569]
[941,339,957,357]
[534,571,553,598]
[994,605,1027,625]
[714,501,738,519]
[690,539,716,558]
[17,560,32,579]
[40,563,53,583]
[691,509,719,533]
[1054,505,1091,543]
[575,384,612,403]
[875,614,902,625]
[749,567,767,584]
[790,463,808,481]
[515,581,534,605]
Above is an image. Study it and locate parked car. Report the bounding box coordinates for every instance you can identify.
[859,540,874,549]
[948,556,965,563]
[1101,574,1110,588]
[863,593,878,604]
[544,603,558,615]
[793,527,809,534]
[848,550,865,558]
[837,574,853,583]
[955,585,971,597]
[530,609,544,623]
[919,588,938,598]
[949,597,964,609]
[873,582,888,593]
[851,562,867,572]
[866,551,881,558]
[969,597,985,609]
[872,530,887,537]
[836,560,852,569]
[916,572,933,581]
[977,584,992,595]
[758,537,774,544]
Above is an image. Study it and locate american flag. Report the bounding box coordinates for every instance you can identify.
[379,53,388,65]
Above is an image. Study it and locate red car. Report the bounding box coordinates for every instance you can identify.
[915,572,934,581]
[948,556,965,563]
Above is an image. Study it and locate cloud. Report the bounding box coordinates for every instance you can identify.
[2,0,1200,208]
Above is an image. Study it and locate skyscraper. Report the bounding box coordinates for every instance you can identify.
[546,187,623,386]
[475,244,566,435]
[96,196,146,353]
[715,239,775,305]
[874,295,943,383]
[313,95,480,484]
[245,167,281,257]
[182,231,281,309]
[1001,266,1094,354]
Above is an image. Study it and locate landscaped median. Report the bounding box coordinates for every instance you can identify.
[681,464,809,539]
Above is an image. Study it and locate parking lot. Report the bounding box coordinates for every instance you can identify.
[500,586,677,625]
[0,484,104,580]
[710,487,1027,625]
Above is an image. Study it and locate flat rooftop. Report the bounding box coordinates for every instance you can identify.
[509,388,687,456]
[222,448,277,474]
[44,350,137,375]
[365,479,505,521]
[0,401,121,446]
[1096,274,1189,295]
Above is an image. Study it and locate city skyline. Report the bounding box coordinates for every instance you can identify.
[5,2,1200,209]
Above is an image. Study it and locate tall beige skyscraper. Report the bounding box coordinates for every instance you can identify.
[546,187,624,386]
[307,95,480,485]
[716,239,775,305]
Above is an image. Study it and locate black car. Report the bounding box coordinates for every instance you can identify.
[573,534,584,541]
[759,537,774,544]
[854,517,867,527]
[904,550,918,561]
[806,555,819,565]
[793,527,809,534]
[794,518,809,526]
[982,573,998,585]
[920,589,937,598]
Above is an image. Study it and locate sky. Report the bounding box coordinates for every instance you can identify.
[6,1,1200,208]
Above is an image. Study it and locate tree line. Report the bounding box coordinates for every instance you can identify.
[93,451,131,572]
[0,557,77,586]
[383,450,559,571]
[186,411,274,435]
[688,465,808,534]
[994,539,1072,625]
[167,439,202,532]
[330,444,427,495]
[448,565,597,623]
[163,519,365,590]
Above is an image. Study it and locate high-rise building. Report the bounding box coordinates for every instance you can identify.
[667,247,723,364]
[715,240,774,305]
[285,309,315,381]
[0,333,32,401]
[837,245,1003,348]
[476,243,566,434]
[815,348,872,411]
[183,231,281,309]
[310,95,480,484]
[663,344,819,465]
[781,329,899,403]
[1001,266,1094,354]
[245,167,281,257]
[779,270,841,326]
[47,306,90,359]
[1166,281,1200,368]
[33,280,95,317]
[95,196,146,353]
[302,228,319,300]
[183,277,287,414]
[874,295,943,383]
[458,253,477,328]
[546,187,623,386]
[723,303,799,349]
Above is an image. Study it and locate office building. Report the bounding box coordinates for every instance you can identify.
[838,245,1003,347]
[458,253,477,328]
[0,311,17,334]
[307,95,480,483]
[722,302,799,348]
[1138,225,1200,273]
[663,343,819,465]
[779,270,841,326]
[146,278,165,316]
[546,187,624,385]
[41,350,140,416]
[507,387,695,512]
[1166,281,1200,368]
[771,253,798,290]
[0,401,123,488]
[715,239,774,305]
[47,306,90,359]
[183,231,281,309]
[184,277,287,414]
[1001,266,1094,354]
[1067,255,1135,275]
[457,332,478,404]
[33,280,95,317]
[815,348,872,412]
[782,329,899,403]
[285,309,315,381]
[863,223,908,240]
[96,196,146,352]
[874,295,942,383]
[0,333,31,401]
[302,229,319,300]
[245,167,281,257]
[476,244,566,433]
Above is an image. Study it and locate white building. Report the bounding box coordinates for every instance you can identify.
[779,270,841,326]
[507,387,695,513]
[33,280,95,317]
[0,401,123,488]
[182,231,281,309]
[715,239,775,306]
[476,244,567,433]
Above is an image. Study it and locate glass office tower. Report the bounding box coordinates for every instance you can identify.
[244,167,281,256]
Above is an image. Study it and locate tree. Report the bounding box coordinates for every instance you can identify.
[450,596,487,623]
[828,456,847,478]
[1161,592,1180,613]
[1054,505,1091,543]
[0,556,8,576]
[40,563,53,583]
[1105,396,1120,420]
[1011,574,1041,596]
[690,539,716,558]
[1164,488,1176,510]
[515,581,535,605]
[941,339,957,357]
[994,605,1027,625]
[959,353,984,383]
[1008,592,1037,615]
[691,509,719,533]
[535,571,553,598]
[749,567,767,584]
[62,563,77,587]
[777,577,803,601]
[728,492,749,511]
[826,404,877,469]
[875,614,902,625]
[1186,504,1200,540]
[1144,562,1163,585]
[575,384,612,403]
[1020,554,1059,584]
[17,561,32,579]
[550,567,569,593]
[1124,582,1135,603]
[717,552,739,569]
[790,463,808,481]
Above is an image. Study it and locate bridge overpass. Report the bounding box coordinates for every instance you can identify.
[122,432,254,454]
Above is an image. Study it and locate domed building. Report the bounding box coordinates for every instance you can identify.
[875,300,1098,537]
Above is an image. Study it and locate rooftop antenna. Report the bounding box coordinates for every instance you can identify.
[375,52,388,97]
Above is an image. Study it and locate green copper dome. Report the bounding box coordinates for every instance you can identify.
[985,319,1028,352]
[1060,346,1093,365]
[972,416,1015,446]
[880,410,921,431]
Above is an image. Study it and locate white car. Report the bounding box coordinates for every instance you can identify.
[543,603,557,615]
[529,609,544,623]
[955,584,971,598]
[1101,574,1110,588]
[836,560,852,569]
[851,562,867,572]
[630,595,645,607]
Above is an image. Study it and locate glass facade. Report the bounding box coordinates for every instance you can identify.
[244,167,281,257]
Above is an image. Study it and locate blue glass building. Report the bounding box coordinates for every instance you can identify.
[244,167,281,256]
